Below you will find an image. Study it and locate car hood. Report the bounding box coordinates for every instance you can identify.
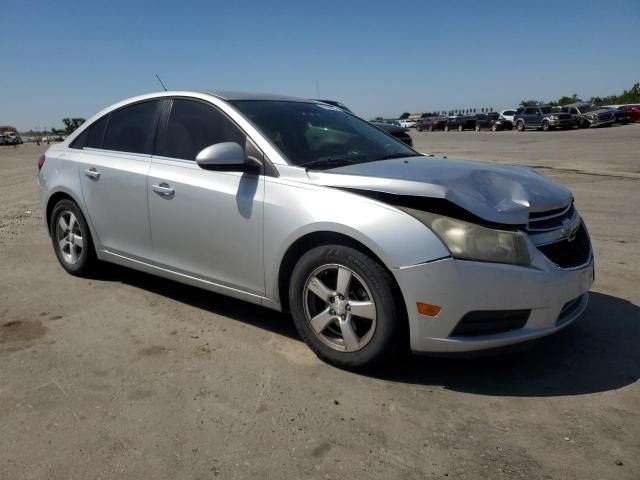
[305,156,572,225]
[586,108,613,116]
[371,122,408,134]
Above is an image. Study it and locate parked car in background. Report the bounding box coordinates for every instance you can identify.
[514,106,575,131]
[560,103,615,128]
[474,112,513,131]
[313,99,412,146]
[444,115,476,131]
[612,105,640,123]
[602,106,630,125]
[500,109,517,123]
[39,90,594,370]
[416,116,447,132]
[399,119,417,128]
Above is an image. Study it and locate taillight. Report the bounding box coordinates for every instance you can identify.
[37,154,46,173]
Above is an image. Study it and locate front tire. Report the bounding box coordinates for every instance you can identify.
[444,125,449,132]
[541,120,551,131]
[289,245,404,370]
[475,124,481,132]
[50,199,97,276]
[458,124,463,132]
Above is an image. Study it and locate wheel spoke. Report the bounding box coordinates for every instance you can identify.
[58,216,69,232]
[72,234,83,248]
[310,308,335,334]
[68,213,78,233]
[335,267,352,297]
[69,245,78,263]
[339,319,359,352]
[349,301,376,320]
[307,276,333,302]
[58,238,68,251]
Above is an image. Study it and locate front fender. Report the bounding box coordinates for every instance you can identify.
[263,177,450,303]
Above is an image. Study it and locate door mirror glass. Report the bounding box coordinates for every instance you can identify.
[196,142,246,171]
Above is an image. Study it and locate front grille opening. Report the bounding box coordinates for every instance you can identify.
[450,309,531,337]
[537,223,591,269]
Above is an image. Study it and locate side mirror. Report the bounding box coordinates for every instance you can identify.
[196,142,258,172]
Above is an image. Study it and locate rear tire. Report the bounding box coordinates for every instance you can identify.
[444,125,449,132]
[491,124,498,132]
[289,245,405,371]
[458,125,463,132]
[428,125,433,132]
[516,120,525,131]
[50,199,97,276]
[475,124,481,132]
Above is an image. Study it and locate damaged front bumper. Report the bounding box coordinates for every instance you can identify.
[392,254,594,353]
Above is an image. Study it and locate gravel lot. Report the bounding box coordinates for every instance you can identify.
[1,125,639,479]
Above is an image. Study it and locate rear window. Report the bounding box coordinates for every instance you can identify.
[87,116,108,148]
[102,100,161,154]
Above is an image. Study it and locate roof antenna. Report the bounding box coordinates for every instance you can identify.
[155,73,168,92]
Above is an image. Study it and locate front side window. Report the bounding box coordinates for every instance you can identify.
[102,100,161,154]
[231,100,417,168]
[157,99,246,160]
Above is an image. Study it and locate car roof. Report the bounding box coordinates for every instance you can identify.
[203,90,314,102]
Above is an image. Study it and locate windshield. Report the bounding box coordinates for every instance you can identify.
[231,100,417,167]
[579,104,599,113]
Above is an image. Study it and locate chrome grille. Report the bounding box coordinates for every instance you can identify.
[528,203,576,232]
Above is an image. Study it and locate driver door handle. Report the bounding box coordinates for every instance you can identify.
[152,183,175,196]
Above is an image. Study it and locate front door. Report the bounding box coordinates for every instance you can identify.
[147,98,265,295]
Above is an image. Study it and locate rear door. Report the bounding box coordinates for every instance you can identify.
[147,98,265,294]
[77,99,162,259]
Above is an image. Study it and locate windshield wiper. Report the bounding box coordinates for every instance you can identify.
[374,153,423,161]
[302,157,369,170]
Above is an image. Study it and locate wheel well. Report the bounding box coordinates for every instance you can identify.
[277,231,407,317]
[45,192,75,231]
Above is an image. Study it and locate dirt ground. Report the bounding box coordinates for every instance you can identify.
[1,125,639,479]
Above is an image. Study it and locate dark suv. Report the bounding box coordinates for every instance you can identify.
[514,106,575,131]
[416,117,448,132]
[474,112,513,131]
[445,115,476,132]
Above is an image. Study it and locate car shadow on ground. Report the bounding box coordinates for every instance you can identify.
[96,264,638,397]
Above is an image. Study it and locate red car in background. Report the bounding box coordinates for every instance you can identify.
[619,105,640,122]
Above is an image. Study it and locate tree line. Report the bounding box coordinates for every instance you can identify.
[520,83,640,107]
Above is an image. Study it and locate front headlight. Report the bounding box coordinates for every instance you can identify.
[399,207,531,265]
[550,115,558,120]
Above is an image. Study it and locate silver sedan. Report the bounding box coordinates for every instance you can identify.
[38,91,594,369]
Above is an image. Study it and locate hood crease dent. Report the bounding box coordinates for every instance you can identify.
[305,157,572,225]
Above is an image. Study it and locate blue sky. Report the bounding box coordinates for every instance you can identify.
[2,0,639,130]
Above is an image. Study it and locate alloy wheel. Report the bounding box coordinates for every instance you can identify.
[303,264,377,352]
[56,211,84,265]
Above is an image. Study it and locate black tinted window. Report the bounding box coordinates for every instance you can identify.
[158,99,246,160]
[86,115,108,148]
[102,101,160,154]
[70,128,88,149]
[523,108,536,115]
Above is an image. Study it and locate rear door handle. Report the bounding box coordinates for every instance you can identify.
[152,182,175,196]
[84,168,100,180]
